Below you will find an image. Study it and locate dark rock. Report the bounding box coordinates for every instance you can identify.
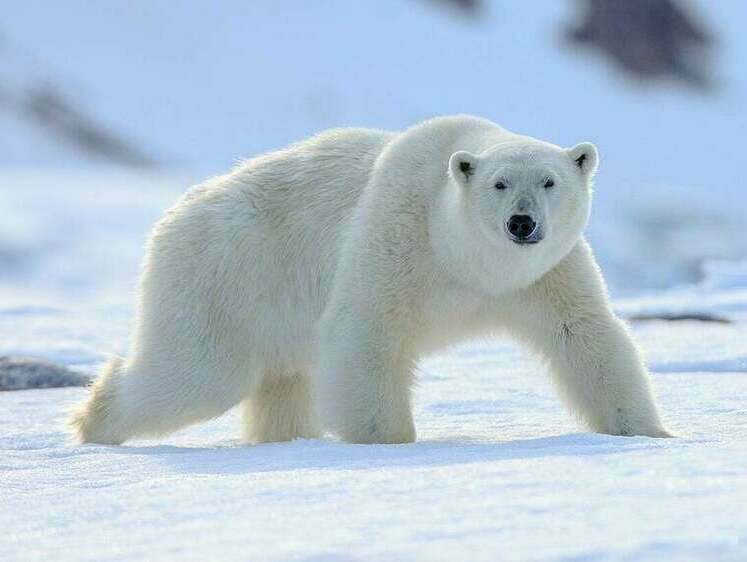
[627,312,731,324]
[567,0,715,90]
[0,356,91,391]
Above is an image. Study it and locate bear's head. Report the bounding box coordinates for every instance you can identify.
[439,139,598,293]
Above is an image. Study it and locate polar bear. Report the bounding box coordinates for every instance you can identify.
[70,114,670,445]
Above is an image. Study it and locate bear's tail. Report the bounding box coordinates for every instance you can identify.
[69,356,128,444]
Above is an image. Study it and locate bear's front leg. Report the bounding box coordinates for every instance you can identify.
[317,305,416,444]
[507,240,672,437]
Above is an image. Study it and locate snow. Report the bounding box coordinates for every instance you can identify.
[2,0,747,559]
[2,320,746,561]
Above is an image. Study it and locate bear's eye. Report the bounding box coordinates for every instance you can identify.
[495,181,507,190]
[544,179,554,189]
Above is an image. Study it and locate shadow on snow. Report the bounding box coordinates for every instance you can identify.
[100,433,674,475]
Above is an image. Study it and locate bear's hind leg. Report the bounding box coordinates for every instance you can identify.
[70,357,128,444]
[241,372,319,444]
[70,356,249,444]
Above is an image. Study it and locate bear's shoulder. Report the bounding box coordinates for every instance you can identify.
[408,114,509,142]
[385,115,517,162]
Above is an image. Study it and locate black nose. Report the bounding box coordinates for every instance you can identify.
[507,214,537,240]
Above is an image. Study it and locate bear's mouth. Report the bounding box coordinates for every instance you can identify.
[512,237,542,245]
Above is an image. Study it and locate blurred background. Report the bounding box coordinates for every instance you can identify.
[0,0,745,334]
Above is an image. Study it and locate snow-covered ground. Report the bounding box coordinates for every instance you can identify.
[1,169,746,561]
[1,329,746,562]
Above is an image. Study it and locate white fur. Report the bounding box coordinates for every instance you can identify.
[70,115,670,445]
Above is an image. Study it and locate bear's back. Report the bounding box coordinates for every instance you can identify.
[238,127,395,219]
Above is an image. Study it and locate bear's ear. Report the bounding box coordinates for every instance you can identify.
[567,142,599,178]
[448,150,478,186]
